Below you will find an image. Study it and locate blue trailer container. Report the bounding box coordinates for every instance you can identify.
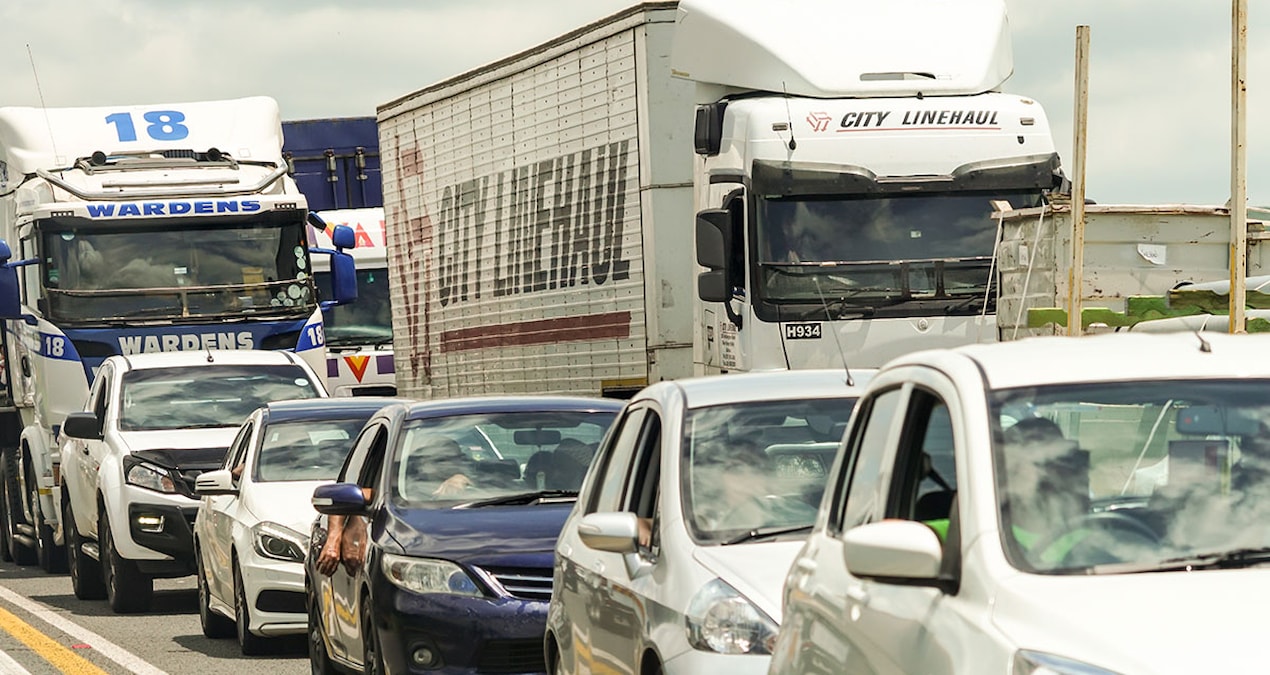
[282,117,382,211]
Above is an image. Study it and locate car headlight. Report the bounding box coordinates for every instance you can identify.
[252,522,309,563]
[123,460,177,494]
[685,578,777,655]
[1013,650,1123,675]
[381,553,482,597]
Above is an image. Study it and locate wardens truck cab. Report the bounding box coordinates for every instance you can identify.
[0,97,358,573]
[59,349,327,614]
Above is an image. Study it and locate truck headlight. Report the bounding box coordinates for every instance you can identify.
[381,553,482,597]
[685,578,777,655]
[1013,650,1123,675]
[252,522,308,563]
[123,460,177,494]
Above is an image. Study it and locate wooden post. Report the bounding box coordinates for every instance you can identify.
[1230,0,1248,333]
[1068,26,1090,336]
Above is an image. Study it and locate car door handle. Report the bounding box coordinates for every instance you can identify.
[794,558,817,573]
[845,584,869,606]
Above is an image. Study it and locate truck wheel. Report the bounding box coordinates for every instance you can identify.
[197,542,234,639]
[63,496,104,600]
[1,451,35,566]
[29,461,65,573]
[234,558,270,655]
[99,511,152,613]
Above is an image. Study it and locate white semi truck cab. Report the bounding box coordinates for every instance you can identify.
[676,0,1064,372]
[0,97,358,571]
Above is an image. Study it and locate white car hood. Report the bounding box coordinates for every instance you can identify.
[242,480,328,535]
[994,568,1270,672]
[692,540,804,622]
[115,428,240,453]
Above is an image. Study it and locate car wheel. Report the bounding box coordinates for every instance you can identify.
[361,595,385,675]
[100,511,153,613]
[63,496,104,600]
[29,461,65,573]
[1,451,35,566]
[309,585,337,675]
[197,543,234,639]
[234,559,270,656]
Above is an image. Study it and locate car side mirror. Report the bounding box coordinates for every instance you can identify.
[312,482,368,516]
[577,512,640,554]
[62,411,103,441]
[842,520,943,582]
[195,469,238,496]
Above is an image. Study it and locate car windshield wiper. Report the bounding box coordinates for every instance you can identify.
[722,524,812,546]
[453,490,579,509]
[1089,546,1270,575]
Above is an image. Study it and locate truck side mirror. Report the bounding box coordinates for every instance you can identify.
[696,210,741,330]
[308,222,360,308]
[0,240,24,320]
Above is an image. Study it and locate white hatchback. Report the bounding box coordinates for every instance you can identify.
[193,396,400,655]
[770,332,1270,675]
[546,368,872,675]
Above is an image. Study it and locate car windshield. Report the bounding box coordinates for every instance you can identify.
[118,365,322,431]
[992,379,1270,574]
[682,397,857,544]
[253,418,369,482]
[390,410,616,506]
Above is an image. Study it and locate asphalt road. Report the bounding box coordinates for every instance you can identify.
[0,561,310,674]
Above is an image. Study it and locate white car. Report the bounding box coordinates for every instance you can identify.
[193,396,400,655]
[59,349,327,614]
[546,368,873,675]
[770,332,1270,675]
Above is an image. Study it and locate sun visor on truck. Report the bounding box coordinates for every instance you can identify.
[671,0,1014,97]
[751,153,1063,197]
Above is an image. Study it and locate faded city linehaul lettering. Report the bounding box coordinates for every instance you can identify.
[432,140,633,307]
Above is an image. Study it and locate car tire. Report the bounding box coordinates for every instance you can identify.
[308,584,338,675]
[100,511,153,613]
[361,594,384,675]
[234,559,270,656]
[63,496,105,600]
[1,450,35,566]
[197,543,234,639]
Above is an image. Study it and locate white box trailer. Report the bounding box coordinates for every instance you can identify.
[379,3,694,398]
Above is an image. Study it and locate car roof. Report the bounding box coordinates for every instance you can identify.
[109,349,308,371]
[890,332,1270,390]
[260,397,408,424]
[401,395,625,421]
[645,368,876,408]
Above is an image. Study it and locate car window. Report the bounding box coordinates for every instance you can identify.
[88,363,111,419]
[391,410,615,506]
[621,410,661,553]
[886,392,958,546]
[586,407,649,514]
[341,420,385,484]
[682,396,859,543]
[224,420,255,477]
[835,387,904,533]
[253,418,368,482]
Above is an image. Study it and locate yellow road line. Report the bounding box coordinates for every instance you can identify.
[0,602,108,675]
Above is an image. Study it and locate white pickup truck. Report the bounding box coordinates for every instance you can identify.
[59,349,326,614]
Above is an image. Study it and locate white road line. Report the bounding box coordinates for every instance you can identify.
[0,585,168,675]
[0,647,33,675]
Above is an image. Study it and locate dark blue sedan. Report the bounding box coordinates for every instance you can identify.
[305,395,622,675]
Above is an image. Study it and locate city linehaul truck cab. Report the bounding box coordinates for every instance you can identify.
[0,96,358,572]
[678,0,1064,373]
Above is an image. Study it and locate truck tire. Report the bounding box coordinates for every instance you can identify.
[1,450,35,566]
[99,510,152,613]
[62,495,104,600]
[28,459,65,573]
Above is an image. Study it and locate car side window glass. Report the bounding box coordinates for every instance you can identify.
[224,421,254,473]
[837,387,904,532]
[87,365,110,419]
[887,393,957,527]
[587,408,649,514]
[622,412,662,554]
[341,421,381,484]
[356,426,390,494]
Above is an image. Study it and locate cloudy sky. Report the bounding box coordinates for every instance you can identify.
[0,1,1265,205]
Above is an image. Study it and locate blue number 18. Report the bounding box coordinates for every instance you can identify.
[105,110,189,142]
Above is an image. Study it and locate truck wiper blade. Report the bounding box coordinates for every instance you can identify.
[453,489,578,509]
[722,524,812,545]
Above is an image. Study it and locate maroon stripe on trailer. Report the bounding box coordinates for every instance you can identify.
[441,311,631,352]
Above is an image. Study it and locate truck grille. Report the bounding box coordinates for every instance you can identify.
[479,567,553,601]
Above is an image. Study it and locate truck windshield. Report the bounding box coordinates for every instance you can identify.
[754,190,1042,314]
[316,266,392,348]
[40,215,314,325]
